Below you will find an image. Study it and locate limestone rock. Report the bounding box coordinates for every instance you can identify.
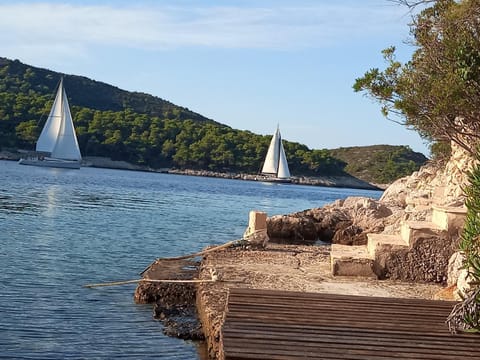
[267,197,400,245]
[266,140,474,286]
[456,268,472,300]
[332,224,365,245]
[380,176,408,207]
[267,214,318,242]
[448,252,477,300]
[447,251,465,287]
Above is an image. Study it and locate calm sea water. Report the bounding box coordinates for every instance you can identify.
[0,160,382,359]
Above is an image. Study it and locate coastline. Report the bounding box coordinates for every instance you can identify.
[136,244,444,360]
[1,151,383,190]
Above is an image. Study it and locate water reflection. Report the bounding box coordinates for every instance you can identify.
[44,185,60,217]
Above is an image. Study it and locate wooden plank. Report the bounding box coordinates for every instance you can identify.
[223,339,473,360]
[222,332,476,356]
[222,288,480,360]
[224,321,480,346]
[223,327,478,350]
[223,322,480,345]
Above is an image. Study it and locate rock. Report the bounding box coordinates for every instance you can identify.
[447,252,465,287]
[267,214,318,242]
[153,303,204,340]
[265,140,473,285]
[448,252,477,300]
[456,268,472,300]
[307,208,352,242]
[380,177,408,207]
[332,224,365,245]
[267,197,400,245]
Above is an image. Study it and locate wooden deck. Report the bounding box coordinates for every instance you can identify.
[222,288,480,360]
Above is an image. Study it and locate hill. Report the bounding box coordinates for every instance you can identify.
[0,57,215,123]
[329,145,428,184]
[0,57,426,184]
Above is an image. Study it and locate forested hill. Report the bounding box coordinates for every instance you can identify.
[0,57,214,123]
[0,57,426,184]
[329,145,428,184]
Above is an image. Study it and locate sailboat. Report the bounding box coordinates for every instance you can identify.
[19,78,82,169]
[260,126,291,183]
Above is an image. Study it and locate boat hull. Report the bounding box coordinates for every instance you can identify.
[258,176,292,184]
[18,158,81,169]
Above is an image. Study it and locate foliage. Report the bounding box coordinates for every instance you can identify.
[429,141,451,162]
[0,57,425,182]
[328,145,427,184]
[447,150,480,333]
[354,0,480,155]
[0,57,346,176]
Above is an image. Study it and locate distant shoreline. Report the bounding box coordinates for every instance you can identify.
[1,151,384,191]
[166,168,383,190]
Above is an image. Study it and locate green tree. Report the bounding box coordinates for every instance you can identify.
[354,0,480,156]
[15,120,38,146]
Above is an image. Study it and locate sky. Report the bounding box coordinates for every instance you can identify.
[0,0,431,156]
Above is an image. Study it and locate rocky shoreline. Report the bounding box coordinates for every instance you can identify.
[133,142,474,359]
[166,168,383,190]
[135,243,445,359]
[1,151,383,190]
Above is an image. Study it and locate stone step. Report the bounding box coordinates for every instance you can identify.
[400,220,443,246]
[367,233,408,258]
[431,204,467,231]
[405,194,432,207]
[330,244,376,278]
[405,204,432,213]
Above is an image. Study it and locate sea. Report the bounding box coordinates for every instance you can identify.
[0,160,382,359]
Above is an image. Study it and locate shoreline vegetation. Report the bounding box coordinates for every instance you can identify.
[1,151,385,190]
[0,57,426,188]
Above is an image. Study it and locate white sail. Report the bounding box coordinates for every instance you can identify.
[261,126,290,179]
[36,82,64,154]
[50,86,82,161]
[277,141,290,179]
[261,128,281,175]
[19,78,82,169]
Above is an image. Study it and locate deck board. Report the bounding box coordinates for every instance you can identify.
[222,288,480,360]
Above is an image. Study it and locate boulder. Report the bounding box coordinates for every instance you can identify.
[456,268,472,300]
[267,196,400,245]
[331,224,365,245]
[447,251,465,287]
[267,214,318,242]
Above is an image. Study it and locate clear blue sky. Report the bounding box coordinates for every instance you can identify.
[0,0,430,156]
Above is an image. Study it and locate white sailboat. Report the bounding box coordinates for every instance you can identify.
[260,126,291,183]
[19,78,82,169]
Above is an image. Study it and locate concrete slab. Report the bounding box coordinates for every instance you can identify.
[367,233,408,257]
[400,220,443,246]
[330,244,376,278]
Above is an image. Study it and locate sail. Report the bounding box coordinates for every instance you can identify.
[50,86,82,161]
[261,128,281,175]
[36,79,81,161]
[277,141,290,179]
[261,127,290,178]
[36,82,63,154]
